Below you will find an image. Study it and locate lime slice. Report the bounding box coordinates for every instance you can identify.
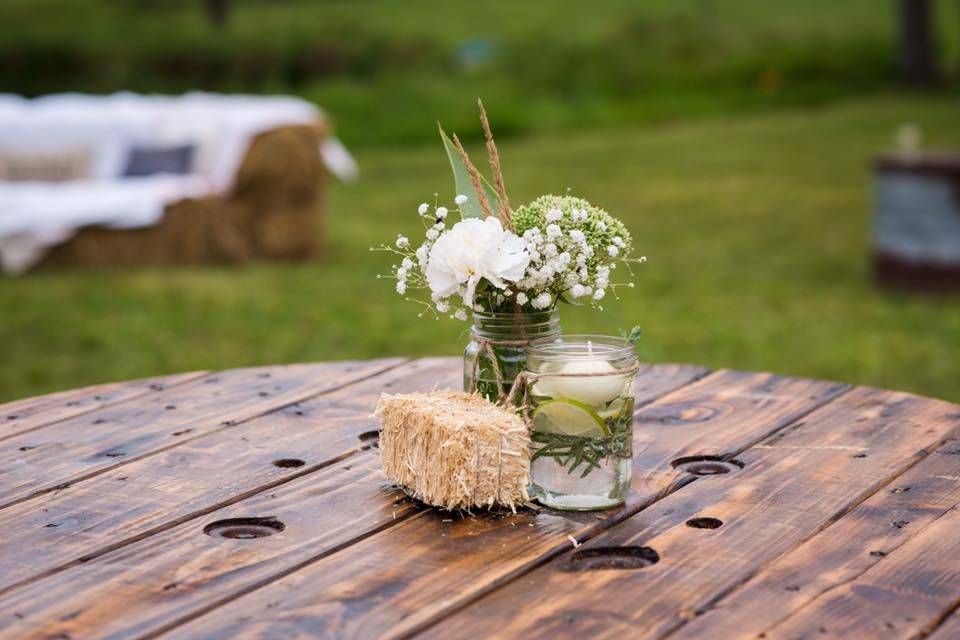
[532,398,611,438]
[597,398,627,421]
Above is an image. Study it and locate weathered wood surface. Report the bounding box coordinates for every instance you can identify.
[0,358,447,597]
[0,359,958,640]
[0,359,402,509]
[0,371,207,442]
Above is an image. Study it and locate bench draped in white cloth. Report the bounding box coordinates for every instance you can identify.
[0,92,357,274]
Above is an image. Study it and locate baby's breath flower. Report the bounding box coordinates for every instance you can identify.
[532,292,552,309]
[546,208,563,222]
[435,206,448,219]
[608,245,619,257]
[396,235,409,249]
[453,309,468,321]
[593,288,606,300]
[397,267,408,279]
[516,291,529,305]
[416,245,429,266]
[454,194,468,205]
[571,284,586,298]
[396,281,407,294]
[401,257,413,270]
[418,203,429,215]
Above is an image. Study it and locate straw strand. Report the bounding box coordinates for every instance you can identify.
[477,98,512,227]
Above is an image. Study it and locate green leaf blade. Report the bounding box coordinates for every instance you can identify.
[439,125,500,220]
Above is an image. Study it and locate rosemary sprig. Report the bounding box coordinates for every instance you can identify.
[530,406,633,478]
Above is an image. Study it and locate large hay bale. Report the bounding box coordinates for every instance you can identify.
[376,390,530,511]
[39,122,328,270]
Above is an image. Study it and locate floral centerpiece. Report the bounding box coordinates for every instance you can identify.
[376,100,644,402]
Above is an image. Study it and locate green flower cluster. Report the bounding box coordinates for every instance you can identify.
[513,194,632,272]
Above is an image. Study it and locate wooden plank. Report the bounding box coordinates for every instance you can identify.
[754,460,960,638]
[0,371,208,442]
[0,452,416,640]
[0,359,404,510]
[666,431,960,639]
[416,387,960,640]
[929,610,960,639]
[0,358,456,596]
[160,370,848,639]
[0,363,708,639]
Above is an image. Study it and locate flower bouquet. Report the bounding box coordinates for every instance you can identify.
[376,100,644,404]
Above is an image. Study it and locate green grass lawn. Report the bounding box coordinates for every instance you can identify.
[2,94,960,403]
[3,0,958,145]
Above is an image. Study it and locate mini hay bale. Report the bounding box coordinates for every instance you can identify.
[375,390,530,511]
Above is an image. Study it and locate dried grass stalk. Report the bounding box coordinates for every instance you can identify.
[451,133,495,220]
[477,98,511,226]
[375,390,530,511]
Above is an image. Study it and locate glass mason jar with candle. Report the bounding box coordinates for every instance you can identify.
[524,334,638,510]
[464,310,561,404]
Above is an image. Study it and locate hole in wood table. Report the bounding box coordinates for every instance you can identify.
[564,546,660,571]
[204,517,285,539]
[272,458,305,468]
[686,517,723,529]
[359,430,380,448]
[671,455,744,476]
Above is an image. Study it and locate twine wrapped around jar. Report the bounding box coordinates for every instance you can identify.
[464,309,560,403]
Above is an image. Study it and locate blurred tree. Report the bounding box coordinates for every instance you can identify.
[205,0,231,28]
[897,0,940,85]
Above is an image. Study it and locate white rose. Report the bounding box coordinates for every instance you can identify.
[425,217,531,309]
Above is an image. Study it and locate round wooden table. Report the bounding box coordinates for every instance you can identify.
[2,358,960,639]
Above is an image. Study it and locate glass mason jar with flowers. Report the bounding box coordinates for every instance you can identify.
[375,100,644,404]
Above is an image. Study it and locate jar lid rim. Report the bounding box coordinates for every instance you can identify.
[527,334,636,360]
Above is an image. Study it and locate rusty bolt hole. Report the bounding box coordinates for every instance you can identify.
[565,546,660,571]
[204,517,285,539]
[671,455,744,476]
[272,458,305,468]
[686,517,723,529]
[359,430,380,448]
